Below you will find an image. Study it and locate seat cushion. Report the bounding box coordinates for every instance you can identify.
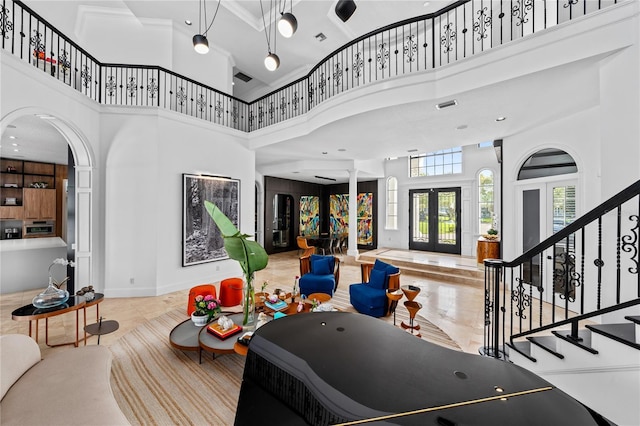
[299,273,335,296]
[349,283,387,317]
[0,335,41,400]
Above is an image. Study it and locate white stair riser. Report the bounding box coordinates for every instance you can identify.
[554,335,640,368]
[535,367,640,426]
[599,305,640,323]
[589,331,640,361]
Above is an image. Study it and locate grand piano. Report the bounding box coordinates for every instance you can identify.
[235,312,612,425]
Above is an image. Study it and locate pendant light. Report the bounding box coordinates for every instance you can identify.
[264,52,280,71]
[278,0,297,38]
[192,0,221,54]
[260,0,280,71]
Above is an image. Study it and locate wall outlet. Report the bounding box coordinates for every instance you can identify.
[130,278,135,284]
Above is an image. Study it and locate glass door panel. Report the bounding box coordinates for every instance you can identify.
[409,188,461,254]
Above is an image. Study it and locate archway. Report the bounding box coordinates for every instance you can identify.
[1,108,94,294]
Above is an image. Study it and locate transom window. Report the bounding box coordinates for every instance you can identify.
[410,147,462,177]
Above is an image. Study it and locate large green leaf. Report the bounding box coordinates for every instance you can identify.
[204,200,268,276]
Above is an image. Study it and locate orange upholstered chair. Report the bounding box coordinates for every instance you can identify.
[187,284,217,316]
[219,277,244,307]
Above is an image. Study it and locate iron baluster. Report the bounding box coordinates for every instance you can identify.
[596,217,603,310]
[617,205,622,304]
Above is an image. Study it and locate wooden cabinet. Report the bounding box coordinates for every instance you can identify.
[477,239,500,265]
[23,188,56,220]
[1,159,58,238]
[0,206,24,219]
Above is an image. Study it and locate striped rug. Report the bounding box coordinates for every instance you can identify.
[109,291,460,425]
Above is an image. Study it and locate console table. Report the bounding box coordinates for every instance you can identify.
[236,312,609,425]
[12,295,86,347]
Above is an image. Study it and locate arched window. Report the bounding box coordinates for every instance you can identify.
[518,148,577,180]
[386,176,398,230]
[478,169,494,234]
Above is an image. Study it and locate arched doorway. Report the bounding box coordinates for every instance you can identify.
[1,109,94,294]
[516,148,579,301]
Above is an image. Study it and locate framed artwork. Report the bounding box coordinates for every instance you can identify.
[357,192,373,245]
[330,194,349,235]
[299,196,319,236]
[183,174,240,266]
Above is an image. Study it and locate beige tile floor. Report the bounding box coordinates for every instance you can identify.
[0,250,488,357]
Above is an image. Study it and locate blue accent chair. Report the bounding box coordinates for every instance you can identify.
[349,259,401,317]
[299,254,340,297]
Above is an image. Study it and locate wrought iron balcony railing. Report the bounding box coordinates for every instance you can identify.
[1,0,624,132]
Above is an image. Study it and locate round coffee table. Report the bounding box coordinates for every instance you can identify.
[198,313,245,362]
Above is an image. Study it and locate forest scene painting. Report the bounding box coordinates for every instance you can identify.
[183,174,240,266]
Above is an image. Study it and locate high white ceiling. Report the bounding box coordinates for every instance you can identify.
[1,0,604,184]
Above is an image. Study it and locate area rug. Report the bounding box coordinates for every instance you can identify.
[109,294,460,426]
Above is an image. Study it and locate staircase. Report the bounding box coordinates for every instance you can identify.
[358,249,483,287]
[483,180,640,426]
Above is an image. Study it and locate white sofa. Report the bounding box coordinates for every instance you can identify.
[0,334,129,426]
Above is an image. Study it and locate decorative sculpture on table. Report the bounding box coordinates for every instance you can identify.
[205,201,269,327]
[32,258,75,308]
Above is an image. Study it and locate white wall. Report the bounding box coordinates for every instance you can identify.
[102,110,254,297]
[1,51,254,298]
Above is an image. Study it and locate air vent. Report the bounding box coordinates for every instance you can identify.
[315,33,327,42]
[436,99,458,110]
[234,72,253,83]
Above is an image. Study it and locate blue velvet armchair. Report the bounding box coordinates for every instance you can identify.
[299,254,340,297]
[349,259,401,317]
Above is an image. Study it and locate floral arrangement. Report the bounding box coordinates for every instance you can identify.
[49,258,75,289]
[193,294,222,321]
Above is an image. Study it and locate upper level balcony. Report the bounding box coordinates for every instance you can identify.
[0,0,628,134]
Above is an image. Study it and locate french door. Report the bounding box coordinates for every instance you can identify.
[409,188,461,254]
[518,179,578,302]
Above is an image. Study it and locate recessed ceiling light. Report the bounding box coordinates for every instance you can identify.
[292,171,299,174]
[322,151,328,155]
[407,148,418,153]
[338,148,346,152]
[494,386,504,393]
[9,135,16,139]
[456,124,468,130]
[12,143,18,146]
[315,33,327,42]
[496,116,506,121]
[423,2,430,7]
[7,125,16,129]
[436,99,457,110]
[13,149,19,152]
[35,114,56,120]
[185,20,192,26]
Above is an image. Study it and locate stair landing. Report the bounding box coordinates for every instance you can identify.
[358,248,483,286]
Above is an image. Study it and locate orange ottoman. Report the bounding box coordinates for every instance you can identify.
[219,277,244,307]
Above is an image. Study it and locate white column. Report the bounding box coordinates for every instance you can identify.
[347,169,359,258]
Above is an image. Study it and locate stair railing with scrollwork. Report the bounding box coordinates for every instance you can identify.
[0,0,625,132]
[482,180,640,359]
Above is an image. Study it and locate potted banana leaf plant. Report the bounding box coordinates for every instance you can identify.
[204,201,268,326]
